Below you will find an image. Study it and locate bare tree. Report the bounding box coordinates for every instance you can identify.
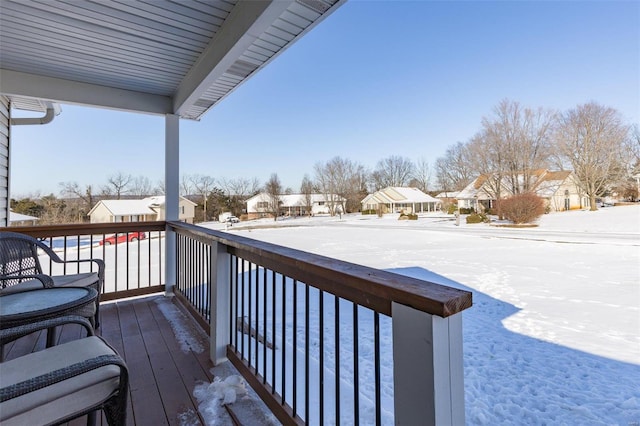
[130,176,154,196]
[180,175,193,196]
[220,177,260,198]
[479,99,554,194]
[219,177,261,216]
[345,164,369,213]
[624,124,640,174]
[59,181,95,218]
[410,157,431,192]
[611,124,640,201]
[371,156,414,190]
[466,131,508,202]
[300,174,314,217]
[314,159,338,216]
[434,142,474,192]
[314,157,364,215]
[555,102,629,210]
[190,174,216,221]
[264,173,282,221]
[155,180,165,195]
[626,125,640,200]
[38,194,72,225]
[102,172,133,199]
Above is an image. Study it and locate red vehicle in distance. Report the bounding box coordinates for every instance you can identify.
[99,232,146,246]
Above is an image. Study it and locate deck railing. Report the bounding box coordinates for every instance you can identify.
[1,222,166,300]
[3,221,472,425]
[168,221,472,426]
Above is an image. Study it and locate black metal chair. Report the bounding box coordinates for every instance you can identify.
[0,231,104,328]
[0,316,128,426]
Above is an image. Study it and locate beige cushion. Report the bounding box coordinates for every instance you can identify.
[0,336,122,425]
[0,279,47,294]
[52,272,99,289]
[0,273,99,295]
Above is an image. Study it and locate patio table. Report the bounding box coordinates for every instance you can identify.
[0,287,97,347]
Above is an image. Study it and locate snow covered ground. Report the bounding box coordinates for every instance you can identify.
[200,205,640,425]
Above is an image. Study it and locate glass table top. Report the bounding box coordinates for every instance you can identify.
[0,287,92,317]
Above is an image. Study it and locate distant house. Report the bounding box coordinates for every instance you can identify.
[457,170,587,212]
[435,191,460,200]
[246,193,345,219]
[88,196,196,223]
[435,191,460,207]
[9,211,38,226]
[361,187,441,214]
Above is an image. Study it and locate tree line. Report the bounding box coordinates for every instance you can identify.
[434,100,639,210]
[11,99,638,224]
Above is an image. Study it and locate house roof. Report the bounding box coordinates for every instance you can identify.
[457,178,484,200]
[9,211,38,223]
[280,193,345,206]
[0,0,345,120]
[89,199,156,217]
[280,194,313,206]
[533,170,573,198]
[362,187,440,204]
[143,196,197,207]
[247,193,344,207]
[435,191,460,199]
[458,170,575,200]
[456,174,492,200]
[88,195,197,216]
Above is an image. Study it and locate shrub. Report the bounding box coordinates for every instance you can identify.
[466,213,489,224]
[500,193,546,224]
[361,209,377,215]
[447,204,457,214]
[459,207,475,215]
[399,213,418,220]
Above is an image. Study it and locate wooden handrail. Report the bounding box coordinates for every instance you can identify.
[168,221,472,318]
[1,221,166,238]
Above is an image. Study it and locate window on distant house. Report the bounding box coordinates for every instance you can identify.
[318,201,325,206]
[181,206,184,214]
[257,201,269,209]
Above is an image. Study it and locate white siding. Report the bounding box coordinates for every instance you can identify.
[89,203,115,223]
[0,96,9,227]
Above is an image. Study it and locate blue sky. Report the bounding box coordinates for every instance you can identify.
[11,0,639,197]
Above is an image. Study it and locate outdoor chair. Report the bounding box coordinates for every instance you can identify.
[0,316,128,426]
[0,231,104,327]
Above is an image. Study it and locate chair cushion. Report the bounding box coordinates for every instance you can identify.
[0,279,47,294]
[52,272,99,289]
[0,273,99,295]
[0,336,122,425]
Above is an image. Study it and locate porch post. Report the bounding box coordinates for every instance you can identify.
[392,302,465,426]
[164,114,179,295]
[210,242,231,364]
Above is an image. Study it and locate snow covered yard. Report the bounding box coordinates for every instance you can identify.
[214,205,640,424]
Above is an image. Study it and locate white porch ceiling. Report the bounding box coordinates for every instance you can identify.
[0,0,344,120]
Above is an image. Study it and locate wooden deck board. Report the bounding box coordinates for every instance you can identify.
[2,294,214,426]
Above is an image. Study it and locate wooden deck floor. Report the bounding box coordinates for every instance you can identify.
[3,294,215,425]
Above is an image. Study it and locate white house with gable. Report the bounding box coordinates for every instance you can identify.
[246,193,345,219]
[9,211,39,226]
[457,170,586,212]
[362,187,441,214]
[89,196,196,223]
